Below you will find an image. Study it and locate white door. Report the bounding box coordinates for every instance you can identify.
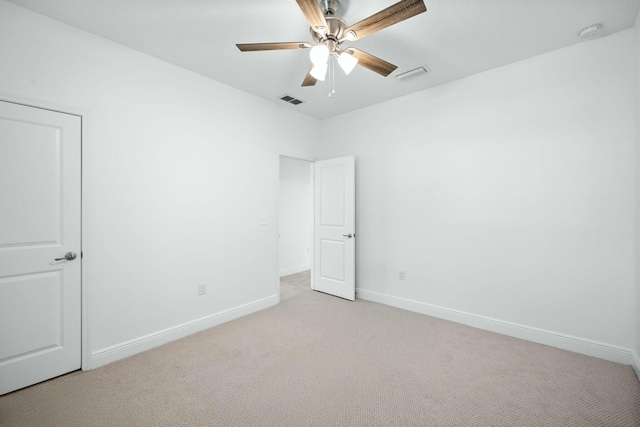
[0,100,82,395]
[313,156,355,300]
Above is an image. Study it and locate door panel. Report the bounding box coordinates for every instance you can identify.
[314,157,355,301]
[0,101,81,395]
[0,272,63,361]
[0,120,61,246]
[320,240,345,281]
[320,165,346,226]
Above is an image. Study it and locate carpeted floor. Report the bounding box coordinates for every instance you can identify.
[1,270,639,426]
[280,269,311,302]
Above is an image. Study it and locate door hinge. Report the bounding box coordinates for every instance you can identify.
[81,251,84,259]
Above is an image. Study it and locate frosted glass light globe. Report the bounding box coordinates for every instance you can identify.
[310,62,328,81]
[337,52,358,75]
[310,44,330,66]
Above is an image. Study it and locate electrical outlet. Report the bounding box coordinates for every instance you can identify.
[198,282,206,296]
[259,215,268,225]
[399,271,406,280]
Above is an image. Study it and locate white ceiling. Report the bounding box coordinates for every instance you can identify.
[7,0,640,119]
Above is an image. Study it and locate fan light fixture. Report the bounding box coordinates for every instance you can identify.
[310,44,330,65]
[337,51,358,75]
[309,44,359,79]
[310,62,328,80]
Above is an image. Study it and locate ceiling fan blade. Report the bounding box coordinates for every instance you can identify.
[346,48,398,77]
[236,42,312,52]
[302,66,318,87]
[295,0,329,34]
[343,0,426,41]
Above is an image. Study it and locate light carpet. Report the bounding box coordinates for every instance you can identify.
[1,271,639,426]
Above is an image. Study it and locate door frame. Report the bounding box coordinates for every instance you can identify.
[0,92,92,371]
[277,153,317,299]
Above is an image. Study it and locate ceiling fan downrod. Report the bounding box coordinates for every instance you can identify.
[320,0,340,16]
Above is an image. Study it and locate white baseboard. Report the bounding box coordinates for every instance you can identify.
[357,288,634,365]
[279,264,311,277]
[89,295,278,369]
[633,351,640,381]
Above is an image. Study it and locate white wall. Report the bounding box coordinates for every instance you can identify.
[0,1,318,367]
[279,157,312,277]
[634,10,640,374]
[319,30,636,362]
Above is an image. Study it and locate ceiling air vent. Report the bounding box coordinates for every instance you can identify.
[396,66,429,81]
[279,94,304,105]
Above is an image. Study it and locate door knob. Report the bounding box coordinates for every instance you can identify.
[343,233,353,238]
[55,252,77,261]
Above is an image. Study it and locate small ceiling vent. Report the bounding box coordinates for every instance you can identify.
[279,94,305,105]
[396,66,429,81]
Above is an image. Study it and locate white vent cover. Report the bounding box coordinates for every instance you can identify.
[396,66,428,81]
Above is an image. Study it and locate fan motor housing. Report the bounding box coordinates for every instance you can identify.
[310,16,347,45]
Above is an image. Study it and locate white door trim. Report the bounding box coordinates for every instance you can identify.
[277,153,317,299]
[0,92,92,370]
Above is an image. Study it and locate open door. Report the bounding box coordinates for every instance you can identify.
[313,156,355,300]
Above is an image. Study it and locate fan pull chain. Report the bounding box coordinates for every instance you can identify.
[332,57,336,96]
[328,59,332,98]
[328,56,336,98]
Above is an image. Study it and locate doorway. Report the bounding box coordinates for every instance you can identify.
[278,156,313,301]
[277,155,356,302]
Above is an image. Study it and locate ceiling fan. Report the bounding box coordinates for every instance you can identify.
[236,0,427,87]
